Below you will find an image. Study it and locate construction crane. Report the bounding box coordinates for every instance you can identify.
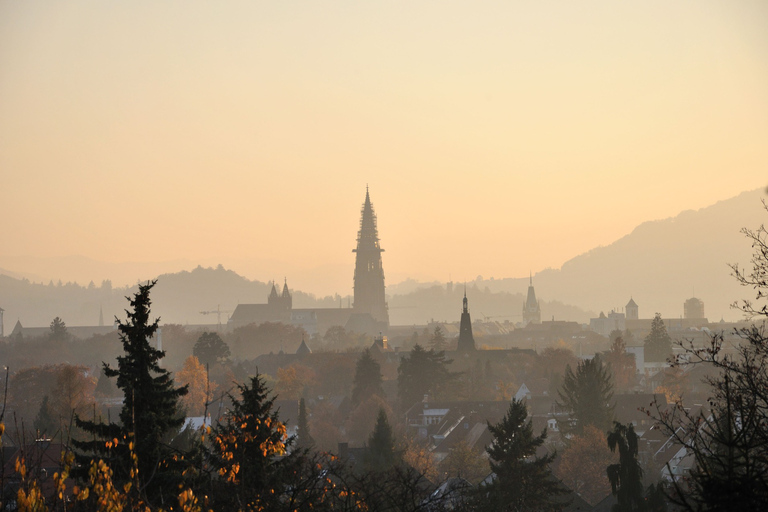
[199,305,232,331]
[480,312,518,322]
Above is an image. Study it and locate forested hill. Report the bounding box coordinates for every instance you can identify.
[0,266,346,329]
[0,264,593,330]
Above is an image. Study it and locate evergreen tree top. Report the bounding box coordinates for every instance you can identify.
[74,280,188,505]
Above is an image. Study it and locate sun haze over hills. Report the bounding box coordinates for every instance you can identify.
[1,1,767,297]
[1,187,765,327]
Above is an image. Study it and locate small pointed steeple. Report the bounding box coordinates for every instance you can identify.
[297,335,311,355]
[523,274,541,325]
[282,277,290,298]
[457,291,476,352]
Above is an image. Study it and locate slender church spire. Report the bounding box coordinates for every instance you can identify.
[457,290,476,352]
[352,188,389,326]
[523,274,541,325]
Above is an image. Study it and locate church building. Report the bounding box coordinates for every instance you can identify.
[228,188,390,337]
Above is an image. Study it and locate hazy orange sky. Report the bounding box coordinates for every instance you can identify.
[1,1,767,296]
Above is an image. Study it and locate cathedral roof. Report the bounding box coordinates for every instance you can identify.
[626,298,637,308]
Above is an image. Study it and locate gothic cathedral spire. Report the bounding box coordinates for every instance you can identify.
[352,188,389,326]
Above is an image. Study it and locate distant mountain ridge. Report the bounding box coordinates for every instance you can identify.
[1,188,764,329]
[0,266,348,330]
[442,188,766,323]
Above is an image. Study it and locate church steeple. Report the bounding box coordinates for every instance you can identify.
[352,188,389,326]
[457,289,476,352]
[281,278,293,310]
[522,274,541,325]
[282,278,290,298]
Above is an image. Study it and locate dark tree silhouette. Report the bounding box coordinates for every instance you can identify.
[351,349,384,406]
[49,316,69,342]
[477,398,564,511]
[644,314,672,362]
[192,331,231,367]
[397,344,453,410]
[296,397,314,450]
[607,422,645,512]
[33,395,56,439]
[557,354,615,436]
[74,281,188,505]
[365,408,398,471]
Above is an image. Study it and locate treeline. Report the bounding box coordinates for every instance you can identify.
[0,282,582,511]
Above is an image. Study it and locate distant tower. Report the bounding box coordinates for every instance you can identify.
[626,298,638,320]
[0,307,4,337]
[522,274,541,325]
[352,187,389,326]
[99,305,104,327]
[281,278,293,310]
[684,297,705,319]
[268,281,280,305]
[457,289,476,352]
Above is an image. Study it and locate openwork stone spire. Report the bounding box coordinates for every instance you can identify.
[352,188,389,326]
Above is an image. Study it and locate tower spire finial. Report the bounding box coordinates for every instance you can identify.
[529,271,532,286]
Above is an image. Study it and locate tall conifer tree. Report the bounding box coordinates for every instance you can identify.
[644,314,673,362]
[351,349,384,406]
[296,397,314,450]
[74,281,188,504]
[557,354,615,436]
[478,399,564,511]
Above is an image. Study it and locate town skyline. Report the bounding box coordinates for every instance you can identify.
[2,1,767,297]
[1,185,765,298]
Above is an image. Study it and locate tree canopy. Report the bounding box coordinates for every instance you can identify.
[74,281,188,505]
[557,354,615,437]
[644,314,672,363]
[351,349,384,406]
[365,408,398,471]
[192,331,231,366]
[607,422,645,512]
[397,344,453,409]
[478,398,564,512]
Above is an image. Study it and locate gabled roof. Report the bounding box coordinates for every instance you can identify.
[626,298,638,308]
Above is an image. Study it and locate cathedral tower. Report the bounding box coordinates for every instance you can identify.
[352,187,389,326]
